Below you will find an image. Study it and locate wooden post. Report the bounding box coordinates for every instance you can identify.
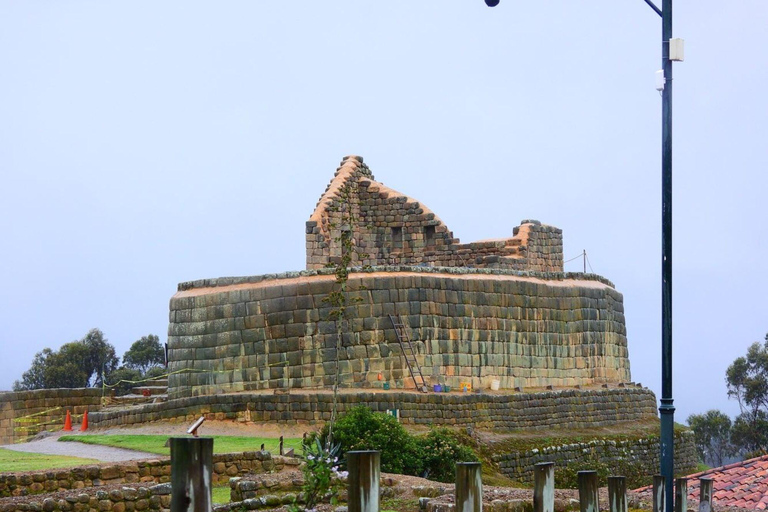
[675,478,687,512]
[608,476,627,512]
[699,478,713,512]
[653,475,666,512]
[170,437,213,512]
[456,462,483,512]
[348,450,380,512]
[279,436,284,456]
[534,462,554,512]
[578,471,598,512]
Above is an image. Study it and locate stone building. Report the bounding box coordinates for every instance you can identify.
[166,156,631,398]
[306,155,563,272]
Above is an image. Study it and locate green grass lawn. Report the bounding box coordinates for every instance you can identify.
[58,435,303,456]
[0,447,100,472]
[212,486,230,505]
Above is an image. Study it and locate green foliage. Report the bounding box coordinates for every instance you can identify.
[731,411,768,457]
[315,406,478,482]
[106,366,143,395]
[289,438,345,512]
[13,329,119,390]
[556,455,649,490]
[726,333,768,455]
[318,406,421,475]
[686,410,734,466]
[122,334,164,375]
[417,428,479,482]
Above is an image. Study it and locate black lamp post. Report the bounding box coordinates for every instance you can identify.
[484,1,676,512]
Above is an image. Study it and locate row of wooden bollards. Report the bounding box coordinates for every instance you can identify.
[167,440,715,512]
[529,463,714,512]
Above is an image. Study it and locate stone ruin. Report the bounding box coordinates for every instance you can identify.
[166,155,631,398]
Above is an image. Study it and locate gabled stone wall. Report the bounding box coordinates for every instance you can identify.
[306,156,563,272]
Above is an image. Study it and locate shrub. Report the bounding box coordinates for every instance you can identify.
[417,428,479,483]
[317,406,421,475]
[315,407,479,481]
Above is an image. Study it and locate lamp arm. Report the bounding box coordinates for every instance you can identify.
[643,0,663,17]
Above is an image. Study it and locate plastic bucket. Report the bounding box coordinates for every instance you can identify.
[433,384,442,392]
[490,379,501,391]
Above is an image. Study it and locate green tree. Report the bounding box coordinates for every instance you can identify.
[122,334,164,375]
[12,329,118,390]
[81,328,119,386]
[687,410,734,466]
[726,333,768,456]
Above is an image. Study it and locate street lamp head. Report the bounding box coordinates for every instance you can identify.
[485,0,500,6]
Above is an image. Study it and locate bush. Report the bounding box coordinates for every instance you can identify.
[318,406,421,475]
[315,407,479,481]
[417,428,479,483]
[105,366,142,396]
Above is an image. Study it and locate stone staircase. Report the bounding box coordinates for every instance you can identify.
[105,377,168,408]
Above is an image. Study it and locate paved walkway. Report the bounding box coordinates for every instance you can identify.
[0,432,160,463]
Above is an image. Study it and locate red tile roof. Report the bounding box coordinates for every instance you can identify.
[636,455,768,510]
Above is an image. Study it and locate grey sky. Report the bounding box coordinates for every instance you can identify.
[1,1,766,423]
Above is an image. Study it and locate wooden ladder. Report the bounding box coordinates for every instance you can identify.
[389,314,428,393]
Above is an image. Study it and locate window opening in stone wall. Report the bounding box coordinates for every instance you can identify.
[392,226,403,251]
[425,225,435,246]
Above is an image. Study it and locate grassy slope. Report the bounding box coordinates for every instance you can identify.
[58,435,303,456]
[0,448,100,472]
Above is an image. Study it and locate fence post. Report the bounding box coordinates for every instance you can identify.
[653,475,666,512]
[534,462,554,512]
[699,478,713,512]
[608,476,627,512]
[675,478,687,512]
[170,437,213,512]
[456,462,483,512]
[578,471,598,512]
[348,450,381,512]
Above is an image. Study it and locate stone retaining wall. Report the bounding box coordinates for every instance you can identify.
[493,430,698,484]
[0,389,105,445]
[168,267,630,398]
[0,453,299,498]
[0,484,172,512]
[89,388,656,431]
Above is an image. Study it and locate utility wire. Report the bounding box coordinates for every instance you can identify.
[586,253,595,274]
[564,253,583,264]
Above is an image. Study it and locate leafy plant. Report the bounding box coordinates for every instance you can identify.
[417,428,479,483]
[289,438,346,512]
[316,406,421,475]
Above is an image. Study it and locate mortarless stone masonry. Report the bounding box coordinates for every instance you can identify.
[167,156,632,398]
[89,388,655,430]
[167,268,630,398]
[306,156,564,272]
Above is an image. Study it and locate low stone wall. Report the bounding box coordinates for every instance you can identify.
[0,483,172,512]
[168,266,630,398]
[0,389,105,445]
[493,430,698,484]
[0,453,299,498]
[89,388,656,432]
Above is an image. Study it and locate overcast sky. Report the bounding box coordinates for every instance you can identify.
[1,1,766,423]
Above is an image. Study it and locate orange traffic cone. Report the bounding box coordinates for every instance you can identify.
[80,411,88,432]
[63,410,72,431]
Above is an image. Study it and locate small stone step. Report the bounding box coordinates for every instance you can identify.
[131,385,168,396]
